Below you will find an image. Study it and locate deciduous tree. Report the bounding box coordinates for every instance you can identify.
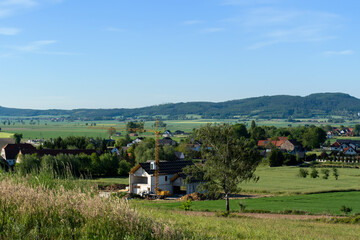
[184,123,261,212]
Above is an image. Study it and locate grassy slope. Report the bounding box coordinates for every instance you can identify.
[139,208,360,240]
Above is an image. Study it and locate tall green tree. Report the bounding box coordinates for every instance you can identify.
[354,124,360,136]
[267,148,284,167]
[13,133,23,144]
[107,127,116,136]
[251,126,266,141]
[184,123,261,212]
[232,123,249,138]
[302,127,326,149]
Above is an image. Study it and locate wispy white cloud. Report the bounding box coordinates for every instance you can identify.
[0,0,62,18]
[0,27,20,35]
[8,40,75,55]
[323,50,354,56]
[234,7,341,49]
[201,28,224,33]
[183,20,203,25]
[0,0,38,7]
[105,27,124,33]
[13,40,56,52]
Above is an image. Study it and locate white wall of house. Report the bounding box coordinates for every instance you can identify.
[129,167,152,194]
[1,149,6,159]
[130,165,200,195]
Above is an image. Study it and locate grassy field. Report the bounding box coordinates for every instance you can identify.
[0,132,13,138]
[1,118,360,140]
[135,191,360,215]
[137,207,360,239]
[240,166,360,194]
[88,177,129,185]
[83,166,360,192]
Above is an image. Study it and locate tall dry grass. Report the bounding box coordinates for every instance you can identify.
[0,176,186,239]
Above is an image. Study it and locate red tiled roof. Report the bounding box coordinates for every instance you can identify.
[257,137,288,148]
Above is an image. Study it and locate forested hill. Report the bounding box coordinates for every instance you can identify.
[1,93,360,119]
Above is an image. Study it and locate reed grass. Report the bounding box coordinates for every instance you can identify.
[0,173,186,239]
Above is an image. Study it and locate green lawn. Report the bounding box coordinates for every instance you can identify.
[137,207,360,239]
[134,191,360,215]
[241,166,360,194]
[88,177,129,185]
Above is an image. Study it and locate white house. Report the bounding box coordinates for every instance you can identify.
[129,160,199,195]
[344,147,357,155]
[162,130,174,138]
[111,147,120,155]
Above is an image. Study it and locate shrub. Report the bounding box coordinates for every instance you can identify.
[283,153,297,166]
[238,201,246,212]
[298,168,309,178]
[306,153,317,161]
[310,168,319,178]
[118,160,131,176]
[333,168,339,180]
[267,148,284,167]
[340,205,352,215]
[180,199,192,211]
[321,169,330,179]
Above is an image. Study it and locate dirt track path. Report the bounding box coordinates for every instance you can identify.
[181,211,340,220]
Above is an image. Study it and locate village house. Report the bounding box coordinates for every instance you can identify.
[129,160,198,195]
[330,139,360,155]
[175,151,185,160]
[327,128,354,137]
[174,130,185,135]
[127,137,144,147]
[159,137,177,146]
[162,130,174,138]
[331,139,360,150]
[258,137,305,157]
[1,143,36,166]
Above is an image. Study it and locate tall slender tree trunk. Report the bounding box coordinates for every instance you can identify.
[225,193,229,213]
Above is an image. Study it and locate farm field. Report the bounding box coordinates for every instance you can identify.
[1,117,360,140]
[0,132,13,138]
[135,191,360,215]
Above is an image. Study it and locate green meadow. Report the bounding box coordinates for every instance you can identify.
[135,191,360,215]
[240,166,360,194]
[1,117,360,140]
[137,207,360,240]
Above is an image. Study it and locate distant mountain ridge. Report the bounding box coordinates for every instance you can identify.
[1,93,360,119]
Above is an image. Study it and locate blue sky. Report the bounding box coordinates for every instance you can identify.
[0,0,359,109]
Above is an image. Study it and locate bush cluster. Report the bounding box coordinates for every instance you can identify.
[17,153,131,178]
[297,168,339,180]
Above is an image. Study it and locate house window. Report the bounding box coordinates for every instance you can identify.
[165,176,168,182]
